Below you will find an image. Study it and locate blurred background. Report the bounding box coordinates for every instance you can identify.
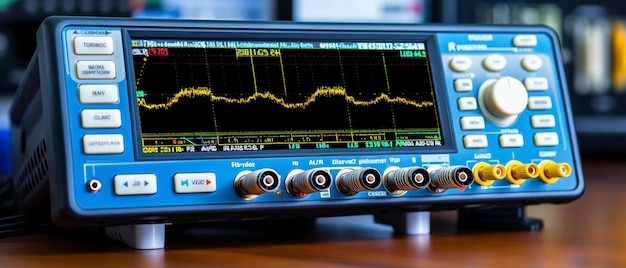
[0,0,625,177]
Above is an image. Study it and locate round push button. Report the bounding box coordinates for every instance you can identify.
[482,54,507,72]
[522,55,543,71]
[449,56,472,72]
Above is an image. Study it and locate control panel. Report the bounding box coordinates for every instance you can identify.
[10,17,583,248]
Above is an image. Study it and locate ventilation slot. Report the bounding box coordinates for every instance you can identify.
[15,139,49,201]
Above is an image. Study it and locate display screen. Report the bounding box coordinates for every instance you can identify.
[131,37,443,155]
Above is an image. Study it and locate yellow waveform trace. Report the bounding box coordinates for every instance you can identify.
[137,86,434,110]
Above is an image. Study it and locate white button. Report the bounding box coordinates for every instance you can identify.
[454,79,473,92]
[483,54,507,72]
[114,174,157,196]
[81,109,122,128]
[74,36,114,55]
[499,134,524,147]
[513,35,537,47]
[449,56,472,72]
[463,135,488,148]
[458,97,478,110]
[76,61,117,79]
[531,114,556,128]
[521,55,543,71]
[174,173,217,194]
[524,77,549,91]
[534,132,559,146]
[528,96,552,110]
[79,84,119,104]
[460,116,485,130]
[83,134,124,154]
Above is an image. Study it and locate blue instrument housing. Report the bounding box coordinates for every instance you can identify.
[10,16,583,227]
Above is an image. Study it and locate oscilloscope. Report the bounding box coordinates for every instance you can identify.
[9,16,583,249]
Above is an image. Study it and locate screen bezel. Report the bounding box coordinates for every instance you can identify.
[122,27,456,160]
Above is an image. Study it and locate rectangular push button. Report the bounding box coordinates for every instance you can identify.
[528,96,552,110]
[454,79,473,92]
[524,77,548,91]
[531,115,556,128]
[460,116,485,130]
[499,134,524,148]
[513,35,537,47]
[458,97,478,111]
[534,132,559,146]
[81,109,122,128]
[174,173,216,194]
[79,84,119,104]
[76,61,116,80]
[114,174,157,196]
[74,36,114,55]
[82,134,124,154]
[463,135,488,148]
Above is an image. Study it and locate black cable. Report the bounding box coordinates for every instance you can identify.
[0,176,48,239]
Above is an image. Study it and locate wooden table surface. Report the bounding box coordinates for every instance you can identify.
[0,157,623,267]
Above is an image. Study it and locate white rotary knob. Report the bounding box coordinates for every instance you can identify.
[478,76,528,126]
